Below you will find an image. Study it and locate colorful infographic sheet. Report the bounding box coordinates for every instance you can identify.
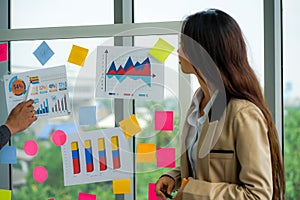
[96,46,164,100]
[61,127,133,186]
[4,65,71,119]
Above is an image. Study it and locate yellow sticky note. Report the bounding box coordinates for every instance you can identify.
[136,143,156,162]
[119,114,141,139]
[0,189,12,200]
[112,178,131,194]
[67,45,89,66]
[149,38,175,63]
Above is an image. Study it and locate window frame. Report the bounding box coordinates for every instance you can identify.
[0,0,283,199]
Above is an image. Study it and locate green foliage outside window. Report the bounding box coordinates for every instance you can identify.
[284,107,300,199]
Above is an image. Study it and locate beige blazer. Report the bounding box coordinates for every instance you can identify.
[165,98,273,199]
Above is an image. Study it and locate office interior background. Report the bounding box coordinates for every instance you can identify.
[0,0,299,199]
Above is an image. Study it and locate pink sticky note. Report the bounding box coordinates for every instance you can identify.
[0,43,8,62]
[33,166,48,182]
[154,111,174,131]
[148,183,160,200]
[52,130,67,146]
[78,192,96,200]
[156,148,176,168]
[24,140,38,156]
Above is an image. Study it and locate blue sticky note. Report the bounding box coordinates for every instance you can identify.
[0,146,17,164]
[33,41,54,65]
[115,194,124,200]
[79,106,97,125]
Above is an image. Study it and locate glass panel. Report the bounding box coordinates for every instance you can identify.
[135,0,264,91]
[283,1,300,199]
[10,38,117,199]
[11,0,113,28]
[134,35,180,200]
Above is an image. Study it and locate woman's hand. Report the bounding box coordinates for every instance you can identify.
[155,176,175,199]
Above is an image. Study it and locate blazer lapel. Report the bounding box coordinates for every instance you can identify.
[198,120,219,158]
[196,112,226,181]
[180,106,194,178]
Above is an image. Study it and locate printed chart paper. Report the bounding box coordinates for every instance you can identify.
[96,46,164,100]
[4,65,71,119]
[61,127,133,186]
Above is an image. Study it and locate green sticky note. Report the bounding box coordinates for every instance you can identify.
[149,38,175,63]
[0,189,12,200]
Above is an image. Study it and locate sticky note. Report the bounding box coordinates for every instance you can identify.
[67,45,89,66]
[0,189,12,200]
[33,41,54,65]
[33,166,48,182]
[78,192,96,200]
[119,114,141,139]
[148,183,159,200]
[154,111,174,131]
[51,130,67,146]
[149,38,175,63]
[156,148,176,168]
[24,140,38,156]
[79,106,96,125]
[0,146,17,164]
[0,43,8,62]
[112,178,131,194]
[136,143,156,162]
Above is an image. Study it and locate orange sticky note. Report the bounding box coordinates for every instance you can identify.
[149,38,175,63]
[136,143,156,162]
[0,189,12,200]
[67,45,89,66]
[112,178,131,194]
[119,114,141,139]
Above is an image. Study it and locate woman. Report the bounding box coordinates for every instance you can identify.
[155,9,285,199]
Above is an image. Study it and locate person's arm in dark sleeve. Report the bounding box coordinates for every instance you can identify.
[0,125,11,150]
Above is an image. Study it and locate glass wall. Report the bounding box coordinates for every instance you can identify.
[134,35,180,199]
[11,0,114,28]
[2,1,267,199]
[10,38,116,199]
[283,0,300,199]
[135,0,264,90]
[134,1,264,199]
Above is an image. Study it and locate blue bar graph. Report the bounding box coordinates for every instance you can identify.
[36,98,49,115]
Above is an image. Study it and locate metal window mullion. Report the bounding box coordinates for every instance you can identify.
[0,0,11,191]
[0,21,181,42]
[264,0,283,149]
[114,1,135,200]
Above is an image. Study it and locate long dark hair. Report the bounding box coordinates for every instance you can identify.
[181,9,285,199]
